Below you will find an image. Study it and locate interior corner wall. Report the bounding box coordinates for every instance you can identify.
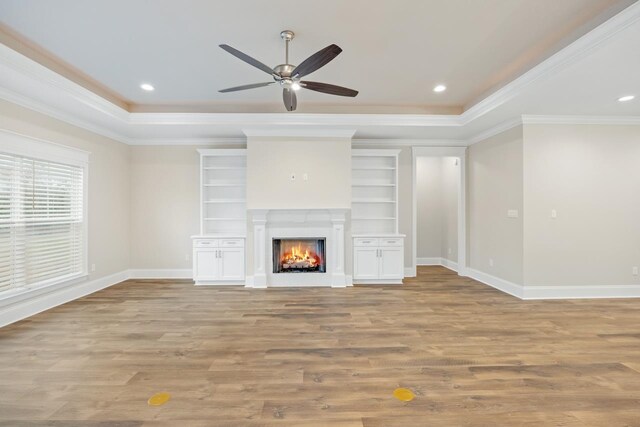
[523,124,640,287]
[0,99,130,280]
[467,125,524,285]
[440,157,459,263]
[416,157,442,259]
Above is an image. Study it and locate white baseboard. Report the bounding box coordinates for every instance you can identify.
[466,268,524,299]
[404,267,416,277]
[466,268,640,300]
[417,257,441,266]
[523,284,640,300]
[416,257,458,272]
[440,258,458,272]
[128,269,192,279]
[0,270,129,328]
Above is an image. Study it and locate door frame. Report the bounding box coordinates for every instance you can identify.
[411,147,467,277]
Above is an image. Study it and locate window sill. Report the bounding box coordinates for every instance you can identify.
[0,273,88,309]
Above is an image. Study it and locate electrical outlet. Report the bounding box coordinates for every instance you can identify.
[633,266,639,276]
[91,263,96,272]
[489,259,494,267]
[551,209,558,219]
[303,173,308,181]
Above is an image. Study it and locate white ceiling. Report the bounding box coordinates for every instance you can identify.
[0,0,635,113]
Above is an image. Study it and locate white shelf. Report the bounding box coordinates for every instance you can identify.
[199,149,247,236]
[351,149,400,235]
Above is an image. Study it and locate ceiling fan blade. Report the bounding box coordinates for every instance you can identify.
[292,44,342,78]
[219,82,274,93]
[283,88,297,111]
[300,81,358,97]
[219,44,274,75]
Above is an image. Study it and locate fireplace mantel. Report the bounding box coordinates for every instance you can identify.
[248,209,349,288]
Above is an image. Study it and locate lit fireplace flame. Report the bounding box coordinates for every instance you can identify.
[281,243,320,269]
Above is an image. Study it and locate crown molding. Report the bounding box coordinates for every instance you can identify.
[465,117,524,145]
[128,112,461,127]
[460,1,640,124]
[243,128,357,138]
[0,43,128,123]
[352,138,467,147]
[127,137,246,146]
[521,115,640,125]
[1,2,640,146]
[0,86,131,144]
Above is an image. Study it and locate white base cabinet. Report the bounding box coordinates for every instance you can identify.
[353,236,404,284]
[192,237,245,285]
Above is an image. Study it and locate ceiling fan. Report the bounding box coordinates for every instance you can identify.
[218,30,358,111]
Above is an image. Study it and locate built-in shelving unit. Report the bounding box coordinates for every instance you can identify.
[198,149,247,236]
[351,149,400,235]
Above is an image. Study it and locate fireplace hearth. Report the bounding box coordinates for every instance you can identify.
[272,238,326,273]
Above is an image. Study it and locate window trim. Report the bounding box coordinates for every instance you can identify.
[0,129,89,301]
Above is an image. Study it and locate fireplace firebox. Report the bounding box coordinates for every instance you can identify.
[272,238,326,273]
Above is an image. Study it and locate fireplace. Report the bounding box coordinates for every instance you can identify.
[272,238,326,273]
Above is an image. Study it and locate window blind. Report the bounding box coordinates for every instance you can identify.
[0,152,85,293]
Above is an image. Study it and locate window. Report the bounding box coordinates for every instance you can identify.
[0,134,87,294]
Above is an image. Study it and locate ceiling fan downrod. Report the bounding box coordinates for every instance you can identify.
[280,30,295,65]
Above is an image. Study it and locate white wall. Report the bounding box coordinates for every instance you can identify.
[416,156,459,263]
[247,136,351,210]
[467,126,524,284]
[523,124,640,287]
[0,99,130,280]
[441,157,459,263]
[416,157,442,259]
[129,146,201,270]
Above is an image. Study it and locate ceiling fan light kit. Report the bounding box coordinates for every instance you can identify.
[218,30,358,111]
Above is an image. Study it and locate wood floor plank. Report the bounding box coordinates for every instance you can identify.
[1,266,640,425]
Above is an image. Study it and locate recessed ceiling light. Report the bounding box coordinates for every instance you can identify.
[618,95,635,102]
[140,83,155,91]
[433,84,447,93]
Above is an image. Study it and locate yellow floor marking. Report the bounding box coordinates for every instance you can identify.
[393,388,415,402]
[148,392,171,406]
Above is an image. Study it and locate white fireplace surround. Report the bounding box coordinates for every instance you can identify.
[248,209,349,288]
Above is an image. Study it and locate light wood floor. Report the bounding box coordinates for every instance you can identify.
[2,266,640,426]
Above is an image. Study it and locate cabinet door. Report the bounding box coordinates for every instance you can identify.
[353,247,379,280]
[219,248,245,281]
[194,249,219,281]
[379,247,404,280]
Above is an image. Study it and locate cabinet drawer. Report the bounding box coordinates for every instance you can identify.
[354,238,379,247]
[220,239,244,248]
[194,239,219,248]
[379,237,403,247]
